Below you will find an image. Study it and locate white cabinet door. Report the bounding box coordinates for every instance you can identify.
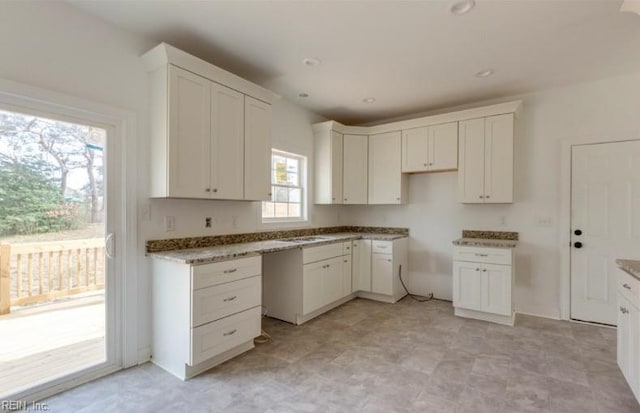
[168,65,211,198]
[429,122,458,171]
[342,254,352,297]
[210,82,244,200]
[484,114,513,203]
[303,261,325,315]
[352,240,372,292]
[481,263,511,316]
[402,127,429,172]
[324,257,344,305]
[371,253,393,295]
[369,131,404,204]
[457,118,485,203]
[618,294,639,398]
[244,96,272,201]
[330,131,344,204]
[453,261,482,311]
[343,134,368,204]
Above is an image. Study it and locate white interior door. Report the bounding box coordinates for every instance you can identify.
[571,141,640,325]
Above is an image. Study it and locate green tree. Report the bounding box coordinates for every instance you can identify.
[0,161,79,235]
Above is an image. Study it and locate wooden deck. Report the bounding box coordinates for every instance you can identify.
[0,294,105,397]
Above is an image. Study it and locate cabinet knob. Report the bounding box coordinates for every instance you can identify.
[482,269,487,272]
[623,283,632,290]
[485,195,490,199]
[344,260,348,263]
[475,268,480,271]
[396,197,400,201]
[387,259,392,262]
[213,188,218,193]
[332,197,336,201]
[424,163,427,167]
[268,192,272,197]
[205,188,211,192]
[429,162,433,166]
[620,306,629,314]
[479,195,483,199]
[344,198,347,201]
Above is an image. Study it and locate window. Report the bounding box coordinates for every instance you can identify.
[262,150,306,222]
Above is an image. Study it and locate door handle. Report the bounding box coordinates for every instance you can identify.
[573,242,583,249]
[105,233,115,259]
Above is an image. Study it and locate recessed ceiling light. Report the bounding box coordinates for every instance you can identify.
[302,57,321,67]
[475,69,494,78]
[450,0,475,15]
[362,97,376,103]
[298,93,309,98]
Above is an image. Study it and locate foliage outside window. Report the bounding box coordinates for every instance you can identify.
[262,150,306,222]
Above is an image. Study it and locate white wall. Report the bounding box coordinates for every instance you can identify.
[0,1,337,362]
[343,72,640,319]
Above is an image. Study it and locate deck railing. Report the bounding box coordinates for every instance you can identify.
[0,238,105,314]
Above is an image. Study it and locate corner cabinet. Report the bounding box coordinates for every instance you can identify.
[143,44,275,201]
[151,256,262,380]
[368,132,407,204]
[354,238,408,303]
[402,122,458,173]
[452,246,514,325]
[458,114,514,203]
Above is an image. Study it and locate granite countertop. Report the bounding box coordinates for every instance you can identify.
[616,259,640,281]
[149,232,407,265]
[452,238,518,248]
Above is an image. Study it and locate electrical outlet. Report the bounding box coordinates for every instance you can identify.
[205,217,212,228]
[499,215,507,226]
[164,216,175,232]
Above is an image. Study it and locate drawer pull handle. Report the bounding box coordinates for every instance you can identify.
[482,269,487,272]
[623,283,632,290]
[378,246,387,249]
[344,260,348,263]
[223,296,237,302]
[620,306,629,314]
[475,253,488,257]
[476,268,480,271]
[223,269,238,274]
[224,329,237,336]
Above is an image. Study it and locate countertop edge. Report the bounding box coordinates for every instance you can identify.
[452,238,518,249]
[616,259,640,281]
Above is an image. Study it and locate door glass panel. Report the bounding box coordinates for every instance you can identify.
[0,108,107,397]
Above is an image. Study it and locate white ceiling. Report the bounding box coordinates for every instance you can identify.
[68,0,640,124]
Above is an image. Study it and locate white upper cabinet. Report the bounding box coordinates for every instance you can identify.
[402,122,458,173]
[167,65,211,198]
[244,96,272,201]
[342,134,368,204]
[368,131,407,204]
[143,44,276,200]
[210,82,244,200]
[458,113,514,203]
[314,130,343,204]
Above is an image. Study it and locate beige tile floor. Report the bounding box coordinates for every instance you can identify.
[42,298,638,412]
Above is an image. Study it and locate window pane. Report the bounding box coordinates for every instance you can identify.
[275,187,288,202]
[286,172,298,186]
[272,155,286,169]
[289,187,301,203]
[274,203,288,217]
[288,203,301,217]
[286,158,298,174]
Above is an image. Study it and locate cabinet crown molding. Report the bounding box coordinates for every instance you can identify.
[312,100,522,135]
[142,42,279,105]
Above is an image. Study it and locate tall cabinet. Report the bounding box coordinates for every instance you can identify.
[343,135,368,204]
[314,130,343,204]
[368,131,407,204]
[458,114,514,203]
[143,43,276,201]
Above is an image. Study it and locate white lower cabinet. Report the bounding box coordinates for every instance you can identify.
[617,268,640,402]
[302,243,352,316]
[354,238,408,303]
[151,256,262,380]
[452,246,514,325]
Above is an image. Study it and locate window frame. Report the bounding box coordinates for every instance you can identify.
[262,149,307,223]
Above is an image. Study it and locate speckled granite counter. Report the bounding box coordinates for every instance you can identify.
[148,231,408,265]
[617,259,640,281]
[453,230,518,248]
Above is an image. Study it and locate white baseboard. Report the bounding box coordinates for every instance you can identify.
[515,308,561,321]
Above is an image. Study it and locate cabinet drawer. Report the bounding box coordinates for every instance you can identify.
[192,256,261,290]
[190,306,261,366]
[371,241,393,254]
[303,242,344,264]
[192,275,261,327]
[342,241,352,255]
[453,246,512,265]
[618,268,640,310]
